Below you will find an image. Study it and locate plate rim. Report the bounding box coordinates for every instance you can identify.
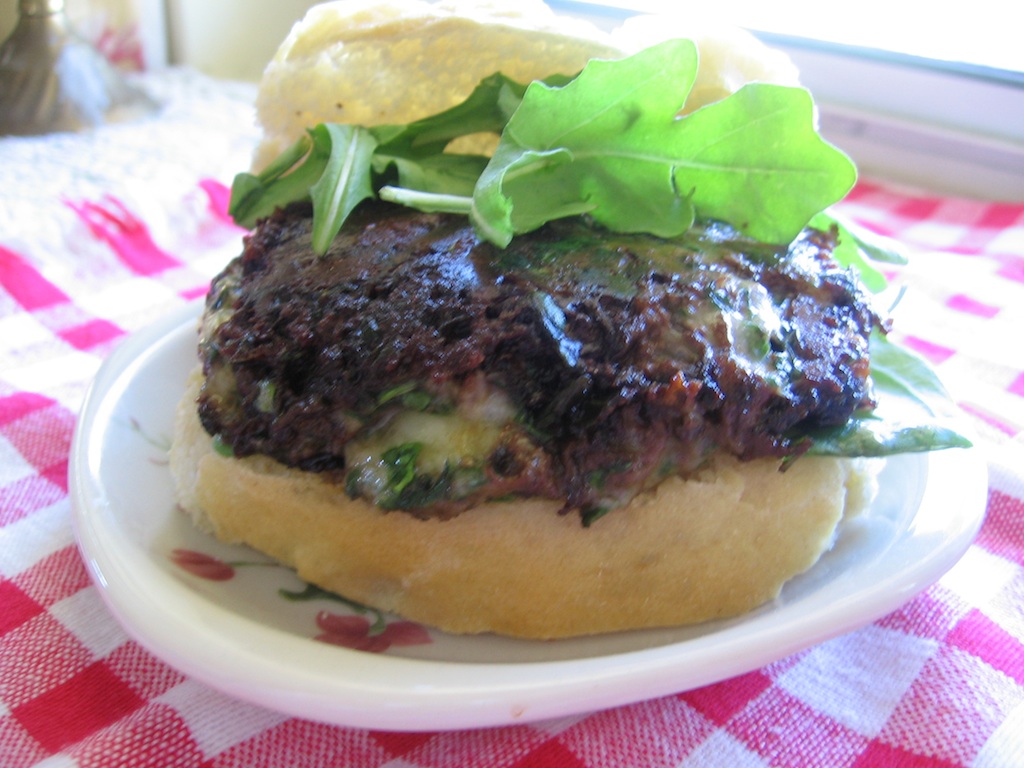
[69,302,989,731]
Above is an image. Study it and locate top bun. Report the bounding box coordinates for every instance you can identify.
[611,11,802,113]
[253,0,801,169]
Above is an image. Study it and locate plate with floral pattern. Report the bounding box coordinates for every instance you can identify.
[70,301,987,730]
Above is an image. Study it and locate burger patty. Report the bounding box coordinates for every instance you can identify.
[197,200,880,521]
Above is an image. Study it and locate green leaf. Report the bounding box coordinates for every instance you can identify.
[371,72,533,157]
[308,124,378,254]
[229,133,323,228]
[375,153,488,197]
[869,331,958,415]
[228,40,858,254]
[806,416,970,457]
[227,124,378,255]
[670,84,856,244]
[472,39,856,247]
[228,71,541,246]
[807,332,971,456]
[370,72,543,199]
[378,186,474,215]
[840,217,908,265]
[810,212,889,293]
[473,39,701,246]
[372,74,586,218]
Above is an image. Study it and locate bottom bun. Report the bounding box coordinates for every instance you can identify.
[170,369,876,639]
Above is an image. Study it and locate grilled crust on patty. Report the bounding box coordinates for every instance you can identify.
[196,202,879,519]
[172,368,876,639]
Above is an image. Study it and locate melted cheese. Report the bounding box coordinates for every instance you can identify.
[345,409,507,476]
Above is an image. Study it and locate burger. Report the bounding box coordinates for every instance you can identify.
[169,0,968,639]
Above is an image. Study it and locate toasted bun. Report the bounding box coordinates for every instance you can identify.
[252,0,801,169]
[171,370,875,639]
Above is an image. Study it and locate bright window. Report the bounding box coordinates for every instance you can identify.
[563,0,1023,77]
[552,1,1023,199]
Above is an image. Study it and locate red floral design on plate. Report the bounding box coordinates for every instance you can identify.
[315,611,432,653]
[169,549,235,581]
[168,547,432,652]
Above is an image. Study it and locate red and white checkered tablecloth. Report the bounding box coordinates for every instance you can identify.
[1,70,1022,768]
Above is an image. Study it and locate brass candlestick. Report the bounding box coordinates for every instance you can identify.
[0,0,157,135]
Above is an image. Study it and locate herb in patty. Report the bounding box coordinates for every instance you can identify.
[345,441,489,512]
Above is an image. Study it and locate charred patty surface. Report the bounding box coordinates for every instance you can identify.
[197,201,879,519]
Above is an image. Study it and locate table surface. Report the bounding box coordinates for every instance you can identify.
[1,69,1022,768]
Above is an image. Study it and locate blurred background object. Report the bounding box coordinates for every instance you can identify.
[163,0,319,82]
[0,0,157,135]
[0,0,157,64]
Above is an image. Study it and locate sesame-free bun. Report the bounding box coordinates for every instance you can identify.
[171,370,875,639]
[252,0,801,169]
[179,2,865,640]
[252,0,620,167]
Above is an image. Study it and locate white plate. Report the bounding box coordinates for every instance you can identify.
[70,301,988,731]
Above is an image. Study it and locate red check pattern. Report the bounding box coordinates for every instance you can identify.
[2,72,1023,767]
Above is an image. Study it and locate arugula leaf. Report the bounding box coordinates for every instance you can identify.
[806,332,971,457]
[229,39,856,253]
[309,124,378,254]
[840,217,908,265]
[230,124,377,254]
[371,72,532,158]
[229,132,323,228]
[369,73,525,198]
[807,415,970,458]
[670,83,856,243]
[811,212,889,293]
[228,74,535,254]
[377,152,488,196]
[472,39,702,246]
[867,331,963,415]
[472,39,856,246]
[369,72,571,201]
